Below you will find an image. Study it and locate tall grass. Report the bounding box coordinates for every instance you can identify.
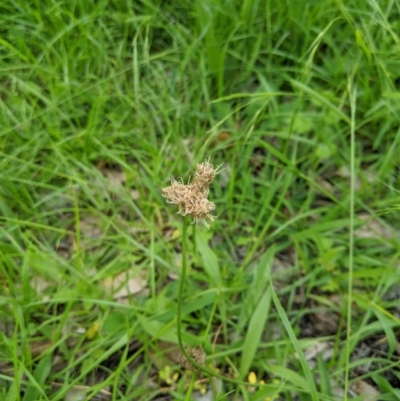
[1,0,400,400]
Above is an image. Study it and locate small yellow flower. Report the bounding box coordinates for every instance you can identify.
[194,381,207,394]
[248,371,257,384]
[86,321,100,340]
[247,372,279,400]
[159,365,179,386]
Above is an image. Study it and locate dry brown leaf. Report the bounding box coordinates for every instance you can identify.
[337,166,362,190]
[303,341,333,368]
[131,189,140,200]
[0,339,53,377]
[149,341,182,370]
[103,271,147,300]
[396,342,400,355]
[167,253,182,280]
[55,241,71,259]
[31,275,51,295]
[127,225,150,235]
[271,251,296,289]
[54,382,111,401]
[337,165,375,188]
[210,131,231,150]
[79,216,103,239]
[218,132,230,141]
[352,380,380,400]
[30,266,62,297]
[74,215,104,251]
[355,213,394,240]
[310,296,342,335]
[100,168,126,188]
[315,176,335,192]
[30,339,53,356]
[337,166,375,192]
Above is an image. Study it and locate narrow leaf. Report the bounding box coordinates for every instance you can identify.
[239,287,271,378]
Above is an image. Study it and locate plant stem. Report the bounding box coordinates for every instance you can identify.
[176,217,255,387]
[177,216,189,354]
[184,372,197,401]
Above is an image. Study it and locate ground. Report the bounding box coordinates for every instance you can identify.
[0,1,400,400]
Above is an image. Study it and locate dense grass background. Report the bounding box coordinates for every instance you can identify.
[1,0,400,400]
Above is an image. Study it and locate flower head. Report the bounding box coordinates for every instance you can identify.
[180,345,206,373]
[162,159,220,227]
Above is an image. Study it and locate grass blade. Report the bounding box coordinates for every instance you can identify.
[239,286,271,379]
[270,280,319,401]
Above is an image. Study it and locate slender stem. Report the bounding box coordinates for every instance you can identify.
[344,73,357,401]
[192,222,197,256]
[177,216,189,354]
[176,217,255,387]
[184,372,197,401]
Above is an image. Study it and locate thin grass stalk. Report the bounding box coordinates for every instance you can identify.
[176,217,257,387]
[177,215,189,355]
[184,372,197,401]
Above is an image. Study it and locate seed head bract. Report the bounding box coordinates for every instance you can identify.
[162,159,221,227]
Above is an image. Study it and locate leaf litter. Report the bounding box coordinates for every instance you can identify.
[102,270,147,301]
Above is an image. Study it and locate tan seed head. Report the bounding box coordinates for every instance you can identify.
[162,159,220,227]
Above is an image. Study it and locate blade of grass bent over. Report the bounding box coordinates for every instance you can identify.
[239,286,271,379]
[270,279,319,401]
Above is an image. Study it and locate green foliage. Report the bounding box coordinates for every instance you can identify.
[1,0,400,399]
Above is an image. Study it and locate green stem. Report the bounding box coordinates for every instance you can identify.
[184,372,197,401]
[176,217,255,387]
[177,216,189,356]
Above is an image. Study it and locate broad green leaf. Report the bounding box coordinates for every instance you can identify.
[239,287,271,379]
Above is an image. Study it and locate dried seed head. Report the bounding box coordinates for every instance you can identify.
[192,161,216,193]
[162,179,191,208]
[180,346,206,373]
[162,159,220,227]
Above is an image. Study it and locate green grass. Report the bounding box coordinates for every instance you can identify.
[1,0,400,400]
